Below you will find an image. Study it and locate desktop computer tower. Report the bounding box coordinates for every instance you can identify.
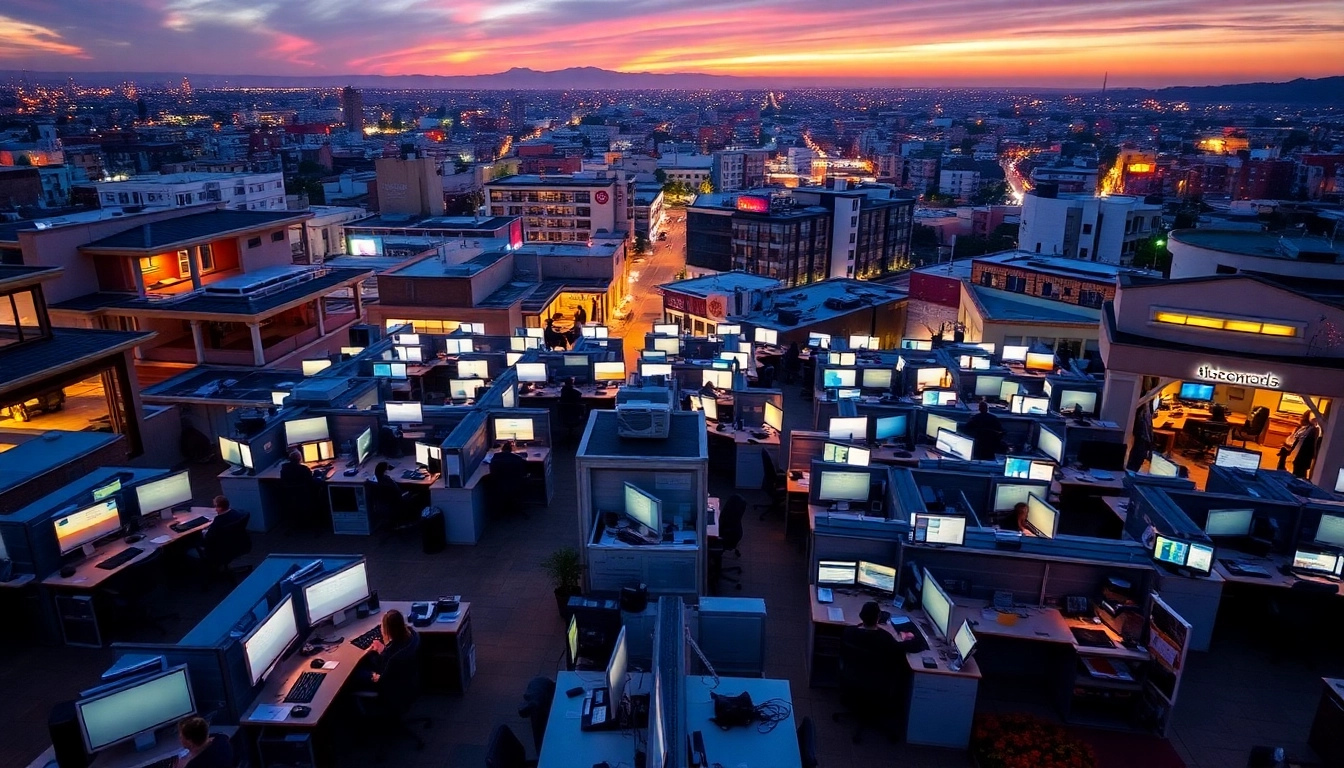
[48,701,91,768]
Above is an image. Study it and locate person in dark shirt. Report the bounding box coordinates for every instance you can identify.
[1209,402,1228,423]
[847,601,924,652]
[490,441,529,475]
[559,377,582,404]
[782,342,801,384]
[203,496,245,546]
[280,450,315,484]
[1006,502,1029,532]
[355,609,417,689]
[172,716,232,768]
[964,400,1005,460]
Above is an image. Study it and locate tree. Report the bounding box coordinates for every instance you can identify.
[971,181,1009,206]
[634,232,651,254]
[697,179,714,195]
[654,168,667,185]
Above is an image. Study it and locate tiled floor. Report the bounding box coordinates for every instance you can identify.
[2,382,1337,768]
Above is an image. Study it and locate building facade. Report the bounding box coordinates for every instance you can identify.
[88,171,286,212]
[1018,187,1163,264]
[485,173,625,244]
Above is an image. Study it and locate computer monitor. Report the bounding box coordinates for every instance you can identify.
[1316,514,1344,548]
[640,363,673,378]
[355,427,373,465]
[271,391,289,406]
[1036,426,1064,463]
[134,471,192,516]
[822,369,856,388]
[711,359,732,371]
[817,560,858,585]
[953,620,977,666]
[856,561,897,594]
[993,483,1038,512]
[823,442,871,467]
[414,441,441,468]
[875,414,908,442]
[393,333,421,346]
[593,362,626,382]
[302,359,332,376]
[340,346,364,356]
[443,338,475,354]
[935,429,974,461]
[624,482,662,532]
[54,500,122,556]
[1058,390,1097,414]
[1077,440,1126,471]
[1186,541,1215,575]
[1149,452,1180,478]
[285,417,330,446]
[763,401,783,432]
[511,336,539,352]
[1025,494,1058,538]
[1179,382,1215,403]
[921,569,954,640]
[641,350,667,362]
[386,401,423,423]
[516,363,549,383]
[449,379,485,400]
[653,336,681,355]
[817,470,871,503]
[566,614,580,668]
[397,346,424,363]
[91,477,121,502]
[835,387,862,400]
[754,328,779,345]
[606,627,629,703]
[914,367,945,391]
[860,368,892,389]
[849,334,878,350]
[925,413,957,440]
[457,360,489,379]
[520,327,544,339]
[1004,457,1054,481]
[506,352,523,367]
[486,417,532,443]
[1024,352,1055,372]
[974,376,1006,398]
[243,593,299,686]
[1205,508,1254,538]
[1152,535,1190,569]
[1293,548,1344,577]
[302,560,370,626]
[702,369,732,389]
[901,338,933,352]
[76,665,195,753]
[808,332,831,349]
[1011,394,1050,415]
[1214,446,1261,472]
[372,362,408,379]
[922,389,957,407]
[714,351,746,371]
[969,356,991,371]
[910,513,967,546]
[1001,345,1029,363]
[999,380,1020,400]
[299,440,334,463]
[828,416,867,441]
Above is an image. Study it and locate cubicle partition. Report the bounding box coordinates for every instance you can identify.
[1163,489,1301,555]
[1204,465,1303,503]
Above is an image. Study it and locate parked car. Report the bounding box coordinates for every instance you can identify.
[3,388,65,422]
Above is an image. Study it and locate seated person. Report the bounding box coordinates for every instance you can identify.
[1003,502,1029,533]
[171,716,232,768]
[699,381,720,399]
[1209,402,1228,423]
[488,442,530,513]
[559,377,582,404]
[355,609,417,689]
[280,450,316,484]
[846,601,924,652]
[188,495,247,565]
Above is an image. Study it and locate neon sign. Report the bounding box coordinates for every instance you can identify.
[1194,365,1280,389]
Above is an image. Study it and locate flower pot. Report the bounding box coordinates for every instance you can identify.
[555,586,582,620]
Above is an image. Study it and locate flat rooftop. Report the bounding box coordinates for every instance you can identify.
[141,366,306,404]
[0,328,152,393]
[0,432,121,495]
[391,249,511,278]
[659,271,782,298]
[1172,229,1344,262]
[80,210,312,252]
[737,278,907,330]
[969,285,1102,324]
[346,215,516,232]
[488,174,618,187]
[51,268,370,318]
[975,250,1160,280]
[93,171,274,186]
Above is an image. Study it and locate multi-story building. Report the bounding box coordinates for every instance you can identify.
[342,87,364,134]
[1234,158,1295,200]
[86,171,286,212]
[632,183,666,240]
[1018,186,1163,264]
[374,156,445,217]
[1029,163,1099,195]
[485,173,626,243]
[938,159,1006,202]
[1296,154,1344,200]
[657,154,713,189]
[657,271,781,336]
[711,150,770,192]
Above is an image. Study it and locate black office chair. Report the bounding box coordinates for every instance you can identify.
[757,365,776,389]
[1183,421,1232,461]
[832,628,903,744]
[201,510,253,586]
[557,401,586,443]
[485,724,533,768]
[517,676,556,755]
[355,631,432,759]
[1233,406,1270,447]
[710,494,747,590]
[487,455,530,518]
[101,548,179,637]
[797,715,819,768]
[754,449,786,521]
[280,478,324,537]
[364,479,419,541]
[799,360,815,401]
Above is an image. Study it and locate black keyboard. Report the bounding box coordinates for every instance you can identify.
[96,547,143,570]
[170,516,210,533]
[283,671,327,703]
[617,528,657,546]
[351,625,384,650]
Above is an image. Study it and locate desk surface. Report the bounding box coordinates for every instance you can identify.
[1102,496,1130,523]
[463,446,551,490]
[42,507,218,589]
[810,591,980,679]
[1154,410,1244,432]
[948,602,1149,662]
[519,384,619,401]
[1215,551,1341,594]
[326,455,440,488]
[0,572,36,589]
[685,676,801,768]
[706,423,782,447]
[89,726,239,768]
[1056,466,1127,491]
[538,670,641,768]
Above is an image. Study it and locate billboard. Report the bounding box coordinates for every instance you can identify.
[735,195,770,214]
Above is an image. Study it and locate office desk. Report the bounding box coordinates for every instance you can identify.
[1102,496,1130,524]
[519,384,620,408]
[323,456,439,488]
[42,507,218,590]
[321,457,439,536]
[707,423,781,488]
[1215,552,1341,595]
[88,726,240,768]
[870,445,923,467]
[1055,466,1127,494]
[685,676,801,768]
[429,447,552,544]
[538,670,642,768]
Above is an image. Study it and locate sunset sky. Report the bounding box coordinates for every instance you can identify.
[1,0,1341,87]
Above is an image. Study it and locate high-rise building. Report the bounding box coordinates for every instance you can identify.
[341,87,364,134]
[484,172,627,243]
[1018,186,1163,265]
[711,150,770,192]
[374,156,445,217]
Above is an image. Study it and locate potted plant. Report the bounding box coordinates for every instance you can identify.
[541,546,583,618]
[970,713,1097,768]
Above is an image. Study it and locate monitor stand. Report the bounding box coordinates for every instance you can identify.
[133,730,157,752]
[331,609,353,629]
[82,543,96,559]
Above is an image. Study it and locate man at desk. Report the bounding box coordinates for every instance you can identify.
[700,380,720,399]
[281,450,317,484]
[559,377,582,404]
[848,601,923,651]
[489,442,530,515]
[171,716,232,768]
[965,400,1005,460]
[1209,402,1229,423]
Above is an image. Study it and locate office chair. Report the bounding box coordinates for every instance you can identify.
[487,455,530,518]
[280,478,323,537]
[364,479,418,541]
[484,724,533,768]
[797,715,819,768]
[710,494,747,590]
[757,365,776,389]
[1182,421,1231,461]
[517,676,556,755]
[832,628,903,744]
[201,510,253,587]
[354,631,432,759]
[101,549,179,637]
[1232,406,1270,447]
[754,448,787,521]
[556,401,586,443]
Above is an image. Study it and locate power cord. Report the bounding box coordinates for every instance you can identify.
[751,698,792,733]
[684,626,720,689]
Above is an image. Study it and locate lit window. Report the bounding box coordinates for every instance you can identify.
[1152,308,1301,338]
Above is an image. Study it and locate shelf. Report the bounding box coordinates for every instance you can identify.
[1074,674,1143,692]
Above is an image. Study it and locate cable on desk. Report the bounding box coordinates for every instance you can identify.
[751,698,792,733]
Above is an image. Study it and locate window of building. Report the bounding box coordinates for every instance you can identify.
[979,271,994,287]
[1082,223,1093,235]
[848,233,856,243]
[1041,281,1053,297]
[1152,308,1301,338]
[1005,275,1027,293]
[1079,248,1089,259]
[247,237,262,248]
[198,244,214,272]
[0,288,44,348]
[271,231,285,242]
[1078,290,1103,308]
[1034,243,1041,253]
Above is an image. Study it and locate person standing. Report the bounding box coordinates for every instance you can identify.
[1127,404,1154,472]
[964,400,1005,460]
[1280,413,1320,478]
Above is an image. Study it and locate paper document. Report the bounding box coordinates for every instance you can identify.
[321,661,340,670]
[827,607,844,622]
[150,535,173,545]
[251,705,291,722]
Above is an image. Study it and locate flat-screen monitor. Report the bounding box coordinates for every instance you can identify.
[1001,345,1029,363]
[764,401,783,431]
[1011,394,1050,415]
[953,620,976,665]
[1205,508,1254,538]
[836,387,861,400]
[1214,446,1261,472]
[1025,494,1058,538]
[1149,452,1180,478]
[593,362,626,382]
[823,442,871,467]
[999,380,1021,400]
[850,335,879,350]
[817,470,871,503]
[511,336,539,352]
[1316,514,1344,548]
[506,352,523,367]
[901,338,933,351]
[914,367,945,391]
[754,328,779,345]
[1293,548,1344,577]
[828,416,867,441]
[91,477,121,502]
[808,332,831,349]
[1077,440,1126,471]
[624,482,662,532]
[1179,382,1215,402]
[457,360,489,379]
[860,368,893,389]
[76,665,195,753]
[414,442,441,468]
[285,417,330,446]
[1024,352,1055,372]
[699,370,729,390]
[606,624,630,702]
[1188,542,1215,576]
[372,362,408,379]
[1152,535,1188,568]
[393,333,421,346]
[935,429,974,461]
[857,561,897,594]
[341,346,364,355]
[218,437,254,469]
[386,401,423,423]
[271,391,289,406]
[516,363,549,383]
[1058,390,1097,413]
[974,376,1006,398]
[397,346,424,363]
[641,363,673,378]
[567,615,580,667]
[1036,426,1064,463]
[55,500,122,555]
[876,414,908,442]
[486,417,534,444]
[641,350,667,362]
[355,427,373,465]
[1004,457,1054,481]
[134,471,192,516]
[994,483,1038,511]
[443,338,475,354]
[653,323,680,336]
[243,594,299,686]
[921,568,953,640]
[302,561,370,626]
[302,359,332,376]
[449,379,484,400]
[717,351,748,370]
[1336,469,1344,494]
[818,560,857,585]
[714,323,740,336]
[822,369,856,388]
[910,513,967,546]
[922,389,957,407]
[925,413,957,440]
[653,336,681,355]
[299,440,334,463]
[711,359,732,371]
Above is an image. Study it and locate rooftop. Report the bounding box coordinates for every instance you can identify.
[975,250,1161,280]
[659,271,782,298]
[0,328,153,394]
[392,250,512,278]
[93,171,276,186]
[0,432,122,495]
[79,210,312,253]
[737,278,907,330]
[968,285,1102,324]
[487,173,618,188]
[141,366,307,404]
[0,206,179,244]
[345,215,517,232]
[50,267,370,318]
[1171,229,1344,263]
[0,264,61,291]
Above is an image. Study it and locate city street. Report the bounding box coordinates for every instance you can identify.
[618,210,687,363]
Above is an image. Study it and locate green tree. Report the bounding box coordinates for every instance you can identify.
[971,182,1009,206]
[654,168,668,185]
[1132,232,1172,274]
[634,232,651,254]
[697,179,714,195]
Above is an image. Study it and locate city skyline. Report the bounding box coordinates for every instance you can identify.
[1,0,1342,88]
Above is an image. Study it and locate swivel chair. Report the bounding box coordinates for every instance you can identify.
[485,724,533,768]
[557,401,586,443]
[797,716,819,768]
[1183,421,1231,461]
[280,478,323,537]
[832,628,903,744]
[1232,406,1270,447]
[200,510,253,586]
[517,676,556,755]
[710,494,747,590]
[354,631,432,759]
[754,449,787,521]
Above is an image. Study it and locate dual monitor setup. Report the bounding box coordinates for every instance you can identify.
[989,485,1060,538]
[515,361,626,386]
[243,560,372,688]
[53,470,196,558]
[828,413,910,447]
[819,563,976,668]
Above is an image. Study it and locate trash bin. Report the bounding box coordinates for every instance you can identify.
[421,507,446,554]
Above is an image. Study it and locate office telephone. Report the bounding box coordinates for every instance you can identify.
[1061,595,1093,618]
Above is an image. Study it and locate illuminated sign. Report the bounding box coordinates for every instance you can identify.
[1127,163,1154,173]
[736,195,771,213]
[594,190,610,205]
[1195,365,1280,389]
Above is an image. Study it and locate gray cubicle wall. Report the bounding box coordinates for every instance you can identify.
[1204,466,1302,503]
[442,410,490,488]
[912,467,994,519]
[807,461,894,515]
[486,407,552,447]
[1163,489,1301,553]
[321,410,380,458]
[1124,485,1209,544]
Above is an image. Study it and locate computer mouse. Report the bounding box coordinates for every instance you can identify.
[343,468,358,476]
[290,705,311,718]
[125,534,144,544]
[310,658,325,669]
[60,566,77,578]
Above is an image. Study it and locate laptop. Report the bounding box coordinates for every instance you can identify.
[1291,550,1344,582]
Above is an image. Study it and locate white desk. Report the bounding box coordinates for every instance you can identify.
[684,676,801,768]
[538,671,642,768]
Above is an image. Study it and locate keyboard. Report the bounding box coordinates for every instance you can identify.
[96,547,143,570]
[170,516,210,533]
[351,625,384,651]
[283,671,327,703]
[617,528,658,546]
[1220,559,1271,578]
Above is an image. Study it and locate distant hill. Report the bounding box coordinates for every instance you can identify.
[1117,76,1344,105]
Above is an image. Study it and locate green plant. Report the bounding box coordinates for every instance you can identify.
[541,546,582,591]
[971,713,1097,768]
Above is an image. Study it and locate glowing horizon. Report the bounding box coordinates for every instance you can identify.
[0,1,1340,88]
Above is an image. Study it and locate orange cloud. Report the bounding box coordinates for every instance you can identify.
[0,13,88,58]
